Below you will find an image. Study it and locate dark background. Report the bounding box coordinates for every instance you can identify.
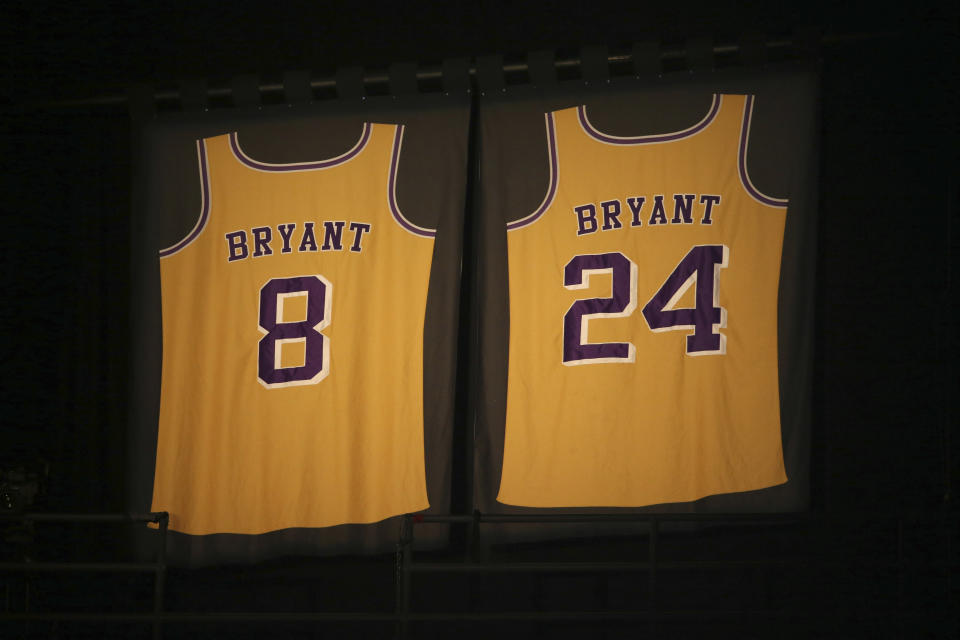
[0,1,955,638]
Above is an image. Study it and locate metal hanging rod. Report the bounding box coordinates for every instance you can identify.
[45,31,890,109]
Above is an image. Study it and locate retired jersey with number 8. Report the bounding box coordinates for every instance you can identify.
[153,122,435,534]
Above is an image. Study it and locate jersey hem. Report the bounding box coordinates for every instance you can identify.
[494,474,789,509]
[152,500,432,536]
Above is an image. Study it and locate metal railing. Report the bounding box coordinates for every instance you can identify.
[0,510,952,639]
[0,512,168,639]
[393,510,954,639]
[395,512,814,638]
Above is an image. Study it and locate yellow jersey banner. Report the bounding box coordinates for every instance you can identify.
[129,95,469,561]
[475,70,818,529]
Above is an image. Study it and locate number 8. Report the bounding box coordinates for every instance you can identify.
[258,275,331,388]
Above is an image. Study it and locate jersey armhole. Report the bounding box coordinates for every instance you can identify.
[739,95,789,209]
[388,125,436,238]
[506,112,559,231]
[158,139,211,258]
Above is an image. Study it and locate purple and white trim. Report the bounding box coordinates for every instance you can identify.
[388,125,436,238]
[578,94,721,145]
[738,95,789,208]
[159,139,211,258]
[229,123,371,172]
[507,112,559,231]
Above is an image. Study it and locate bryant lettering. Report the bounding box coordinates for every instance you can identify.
[225,221,372,262]
[574,193,721,235]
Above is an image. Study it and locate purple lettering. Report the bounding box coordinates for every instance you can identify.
[642,244,728,355]
[671,194,695,224]
[277,223,296,253]
[252,226,273,257]
[258,275,331,387]
[299,222,318,252]
[225,231,248,262]
[575,204,598,235]
[648,195,667,225]
[600,200,622,230]
[321,221,345,251]
[700,194,721,224]
[348,222,371,252]
[627,197,645,227]
[563,252,637,365]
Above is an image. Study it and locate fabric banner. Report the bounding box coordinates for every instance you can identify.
[128,93,469,565]
[474,65,819,542]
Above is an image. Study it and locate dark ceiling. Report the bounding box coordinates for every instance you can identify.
[1,1,948,105]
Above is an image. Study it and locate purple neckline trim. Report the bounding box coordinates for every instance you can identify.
[159,139,210,257]
[388,125,436,238]
[578,94,721,145]
[229,123,371,171]
[738,95,789,208]
[507,113,558,231]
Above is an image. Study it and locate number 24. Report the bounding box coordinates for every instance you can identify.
[562,245,729,365]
